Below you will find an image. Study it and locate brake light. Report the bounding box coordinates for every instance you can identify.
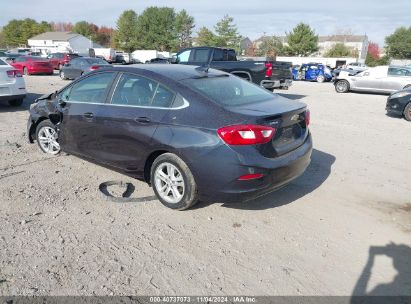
[90,65,100,70]
[265,62,273,78]
[305,109,310,126]
[217,124,276,145]
[6,69,22,78]
[238,173,264,181]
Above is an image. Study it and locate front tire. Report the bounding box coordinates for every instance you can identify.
[59,70,67,80]
[151,153,198,210]
[317,75,325,83]
[35,120,61,155]
[404,102,411,121]
[335,80,350,93]
[8,99,23,107]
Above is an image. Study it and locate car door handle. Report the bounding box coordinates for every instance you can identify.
[134,117,151,124]
[83,112,94,119]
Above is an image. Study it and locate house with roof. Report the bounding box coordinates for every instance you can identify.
[27,31,101,55]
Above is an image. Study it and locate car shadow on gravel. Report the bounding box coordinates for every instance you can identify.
[194,148,335,210]
[0,93,42,112]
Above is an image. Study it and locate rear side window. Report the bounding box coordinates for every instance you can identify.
[182,75,274,106]
[213,49,224,61]
[192,49,210,63]
[62,72,115,103]
[111,73,175,108]
[227,50,236,61]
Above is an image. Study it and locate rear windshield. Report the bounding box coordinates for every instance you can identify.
[181,75,275,106]
[86,58,108,65]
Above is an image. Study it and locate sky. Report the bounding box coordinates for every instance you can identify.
[1,0,410,46]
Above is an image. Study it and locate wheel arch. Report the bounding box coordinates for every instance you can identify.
[144,150,170,184]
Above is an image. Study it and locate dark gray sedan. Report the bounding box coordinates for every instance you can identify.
[59,57,111,80]
[28,65,312,210]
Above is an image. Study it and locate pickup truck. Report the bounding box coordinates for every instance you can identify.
[172,47,293,90]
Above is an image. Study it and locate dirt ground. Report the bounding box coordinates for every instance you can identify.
[0,73,410,296]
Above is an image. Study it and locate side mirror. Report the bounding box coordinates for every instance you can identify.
[170,56,177,64]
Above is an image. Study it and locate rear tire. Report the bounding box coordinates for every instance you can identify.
[335,80,349,93]
[150,153,199,210]
[404,102,411,121]
[8,99,23,107]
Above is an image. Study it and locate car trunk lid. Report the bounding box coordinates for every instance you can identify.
[226,95,309,156]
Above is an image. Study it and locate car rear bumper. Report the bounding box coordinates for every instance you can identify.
[196,133,313,203]
[261,79,293,89]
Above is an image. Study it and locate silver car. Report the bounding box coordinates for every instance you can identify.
[334,66,411,93]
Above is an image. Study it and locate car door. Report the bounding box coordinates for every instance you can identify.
[351,70,381,91]
[11,57,24,73]
[95,72,177,176]
[57,71,117,160]
[380,67,410,92]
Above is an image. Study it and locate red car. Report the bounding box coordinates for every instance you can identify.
[47,53,80,70]
[10,56,54,75]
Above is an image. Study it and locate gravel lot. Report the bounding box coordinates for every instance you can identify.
[0,73,410,296]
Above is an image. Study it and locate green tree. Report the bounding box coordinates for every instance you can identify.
[113,10,139,52]
[196,26,216,46]
[285,22,319,56]
[135,7,178,51]
[213,15,241,51]
[0,30,5,48]
[324,43,352,57]
[72,21,98,41]
[385,26,411,59]
[174,9,195,49]
[256,36,283,57]
[3,18,51,47]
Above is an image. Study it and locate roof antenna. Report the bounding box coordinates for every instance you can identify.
[195,49,213,74]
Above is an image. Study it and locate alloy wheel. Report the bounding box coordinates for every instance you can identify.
[37,126,60,155]
[336,81,348,92]
[154,162,185,204]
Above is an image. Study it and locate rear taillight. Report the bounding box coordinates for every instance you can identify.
[238,173,264,181]
[305,109,310,126]
[217,124,276,145]
[90,65,100,70]
[265,62,273,78]
[6,69,22,78]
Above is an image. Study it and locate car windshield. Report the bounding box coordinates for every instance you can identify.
[86,58,108,65]
[181,75,275,106]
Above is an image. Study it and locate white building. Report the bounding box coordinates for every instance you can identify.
[28,31,101,55]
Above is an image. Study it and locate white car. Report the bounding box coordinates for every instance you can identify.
[0,58,26,106]
[335,65,411,94]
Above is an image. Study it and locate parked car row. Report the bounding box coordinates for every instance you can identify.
[334,65,411,121]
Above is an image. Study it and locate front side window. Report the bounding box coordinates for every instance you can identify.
[111,73,175,108]
[63,72,115,103]
[177,50,191,63]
